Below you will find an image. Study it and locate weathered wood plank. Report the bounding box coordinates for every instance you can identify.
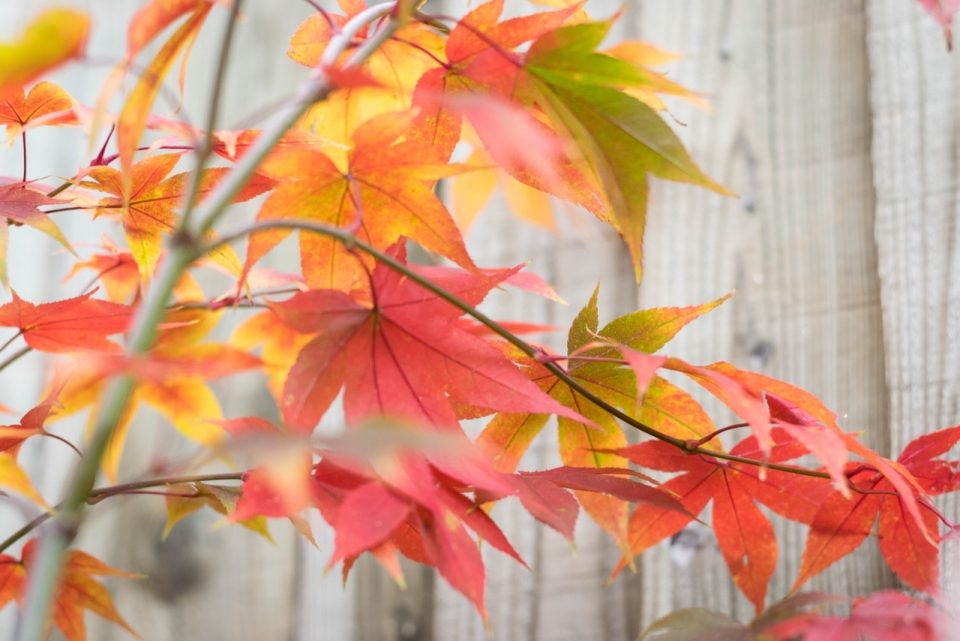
[633,0,892,629]
[865,0,960,603]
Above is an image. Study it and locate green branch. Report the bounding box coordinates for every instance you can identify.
[180,0,245,229]
[16,5,403,640]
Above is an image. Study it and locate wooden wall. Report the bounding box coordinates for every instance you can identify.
[1,0,958,640]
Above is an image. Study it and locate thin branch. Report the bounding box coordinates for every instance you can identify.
[21,133,27,184]
[86,472,243,498]
[40,432,83,459]
[205,219,837,483]
[87,489,195,504]
[537,354,629,365]
[0,346,31,375]
[0,472,244,555]
[0,512,51,555]
[685,423,751,449]
[17,7,402,640]
[45,182,71,198]
[180,0,245,229]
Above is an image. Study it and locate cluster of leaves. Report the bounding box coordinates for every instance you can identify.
[0,1,957,640]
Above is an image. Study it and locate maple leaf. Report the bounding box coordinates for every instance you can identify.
[412,0,597,210]
[14,539,140,641]
[0,453,47,507]
[603,41,710,113]
[616,429,831,614]
[164,482,274,542]
[0,383,67,460]
[304,425,529,620]
[230,310,314,400]
[65,236,140,304]
[0,82,76,145]
[290,0,446,153]
[0,290,133,354]
[450,121,566,232]
[0,181,75,286]
[451,151,553,232]
[477,287,727,548]
[792,425,960,598]
[519,19,733,281]
[804,590,949,641]
[0,10,90,98]
[247,111,473,292]
[52,308,261,479]
[82,153,272,278]
[127,0,211,58]
[217,418,316,523]
[268,247,583,432]
[506,473,579,540]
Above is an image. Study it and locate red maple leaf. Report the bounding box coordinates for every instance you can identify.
[0,290,133,353]
[0,383,64,459]
[615,429,832,614]
[793,425,960,598]
[803,590,949,641]
[268,247,586,432]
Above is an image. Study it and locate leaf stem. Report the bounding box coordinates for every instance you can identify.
[0,512,50,555]
[685,423,751,449]
[40,432,83,459]
[0,472,244,555]
[0,332,23,358]
[0,346,31,375]
[21,133,27,184]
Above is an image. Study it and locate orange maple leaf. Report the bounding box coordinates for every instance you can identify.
[82,153,272,279]
[0,82,77,145]
[11,539,141,641]
[247,112,473,292]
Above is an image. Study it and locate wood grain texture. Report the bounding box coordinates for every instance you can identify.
[865,0,960,604]
[633,0,893,629]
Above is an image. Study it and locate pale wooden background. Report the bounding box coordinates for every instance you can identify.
[0,0,958,639]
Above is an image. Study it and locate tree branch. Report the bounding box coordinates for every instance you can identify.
[206,219,836,483]
[0,473,243,555]
[16,6,402,640]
